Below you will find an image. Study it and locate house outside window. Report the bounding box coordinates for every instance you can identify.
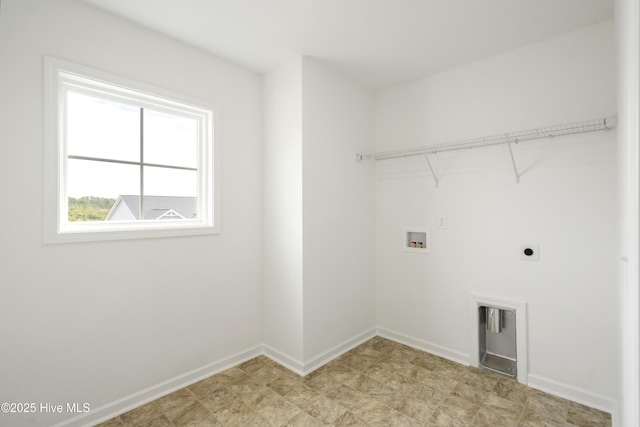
[44,57,220,243]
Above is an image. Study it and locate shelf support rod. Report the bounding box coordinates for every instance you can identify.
[507,139,520,183]
[423,153,439,188]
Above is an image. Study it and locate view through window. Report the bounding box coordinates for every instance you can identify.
[66,91,199,222]
[44,57,218,243]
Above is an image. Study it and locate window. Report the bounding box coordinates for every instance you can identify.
[44,57,220,243]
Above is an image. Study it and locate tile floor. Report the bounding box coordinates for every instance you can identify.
[96,337,611,426]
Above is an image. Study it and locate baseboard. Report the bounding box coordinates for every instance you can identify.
[376,327,619,424]
[52,345,263,427]
[55,329,378,426]
[377,326,470,366]
[262,327,378,376]
[262,345,305,376]
[52,332,619,427]
[527,374,619,426]
[302,327,378,375]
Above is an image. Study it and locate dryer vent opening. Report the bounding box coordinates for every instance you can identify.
[479,305,517,377]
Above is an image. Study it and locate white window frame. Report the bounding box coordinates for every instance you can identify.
[43,56,221,243]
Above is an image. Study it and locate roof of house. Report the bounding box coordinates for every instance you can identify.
[107,195,197,220]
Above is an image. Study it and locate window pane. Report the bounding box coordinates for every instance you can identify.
[143,166,197,197]
[67,159,139,222]
[143,167,198,220]
[144,109,197,168]
[67,91,140,162]
[141,195,197,220]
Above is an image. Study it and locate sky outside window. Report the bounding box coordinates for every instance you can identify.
[65,91,199,200]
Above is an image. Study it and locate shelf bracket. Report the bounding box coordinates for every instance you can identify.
[423,152,439,188]
[507,139,520,183]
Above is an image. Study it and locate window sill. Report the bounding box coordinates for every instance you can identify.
[44,221,219,244]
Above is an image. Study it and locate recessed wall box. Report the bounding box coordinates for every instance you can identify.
[404,227,430,253]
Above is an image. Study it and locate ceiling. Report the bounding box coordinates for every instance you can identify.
[80,0,614,90]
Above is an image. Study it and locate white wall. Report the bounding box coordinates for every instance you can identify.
[375,19,619,412]
[263,58,305,365]
[0,0,623,424]
[0,1,263,426]
[301,58,377,363]
[615,0,640,425]
[263,57,377,371]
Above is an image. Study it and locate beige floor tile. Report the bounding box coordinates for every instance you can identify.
[395,361,433,382]
[344,373,383,393]
[388,344,421,360]
[237,358,264,374]
[429,402,479,427]
[304,371,341,394]
[367,383,405,408]
[284,411,325,426]
[356,347,385,359]
[363,360,397,383]
[373,409,424,426]
[441,395,482,413]
[96,337,612,427]
[417,371,459,395]
[192,385,236,413]
[334,410,372,426]
[187,377,225,397]
[342,352,381,371]
[325,384,368,408]
[460,368,501,392]
[324,363,359,383]
[370,340,396,354]
[449,382,488,406]
[247,364,283,385]
[518,411,566,427]
[265,375,306,396]
[305,395,348,424]
[393,395,437,424]
[209,399,255,426]
[255,396,301,426]
[214,367,251,386]
[490,377,529,405]
[282,385,323,409]
[226,376,262,398]
[525,391,569,422]
[412,383,447,405]
[155,388,197,420]
[384,372,418,394]
[242,412,274,426]
[474,395,524,426]
[350,396,394,424]
[169,400,220,427]
[566,401,612,427]
[240,385,282,410]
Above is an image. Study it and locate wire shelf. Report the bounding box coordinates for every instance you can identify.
[356,116,617,162]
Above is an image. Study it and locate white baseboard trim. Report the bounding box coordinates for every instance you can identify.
[52,332,619,427]
[377,326,470,366]
[262,345,305,376]
[262,327,378,376]
[302,327,378,375]
[56,329,379,427]
[52,345,263,427]
[528,374,618,425]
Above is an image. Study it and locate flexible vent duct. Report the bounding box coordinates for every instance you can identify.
[486,307,502,333]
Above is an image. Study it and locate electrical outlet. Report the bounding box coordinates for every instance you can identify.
[438,215,447,229]
[519,244,539,261]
